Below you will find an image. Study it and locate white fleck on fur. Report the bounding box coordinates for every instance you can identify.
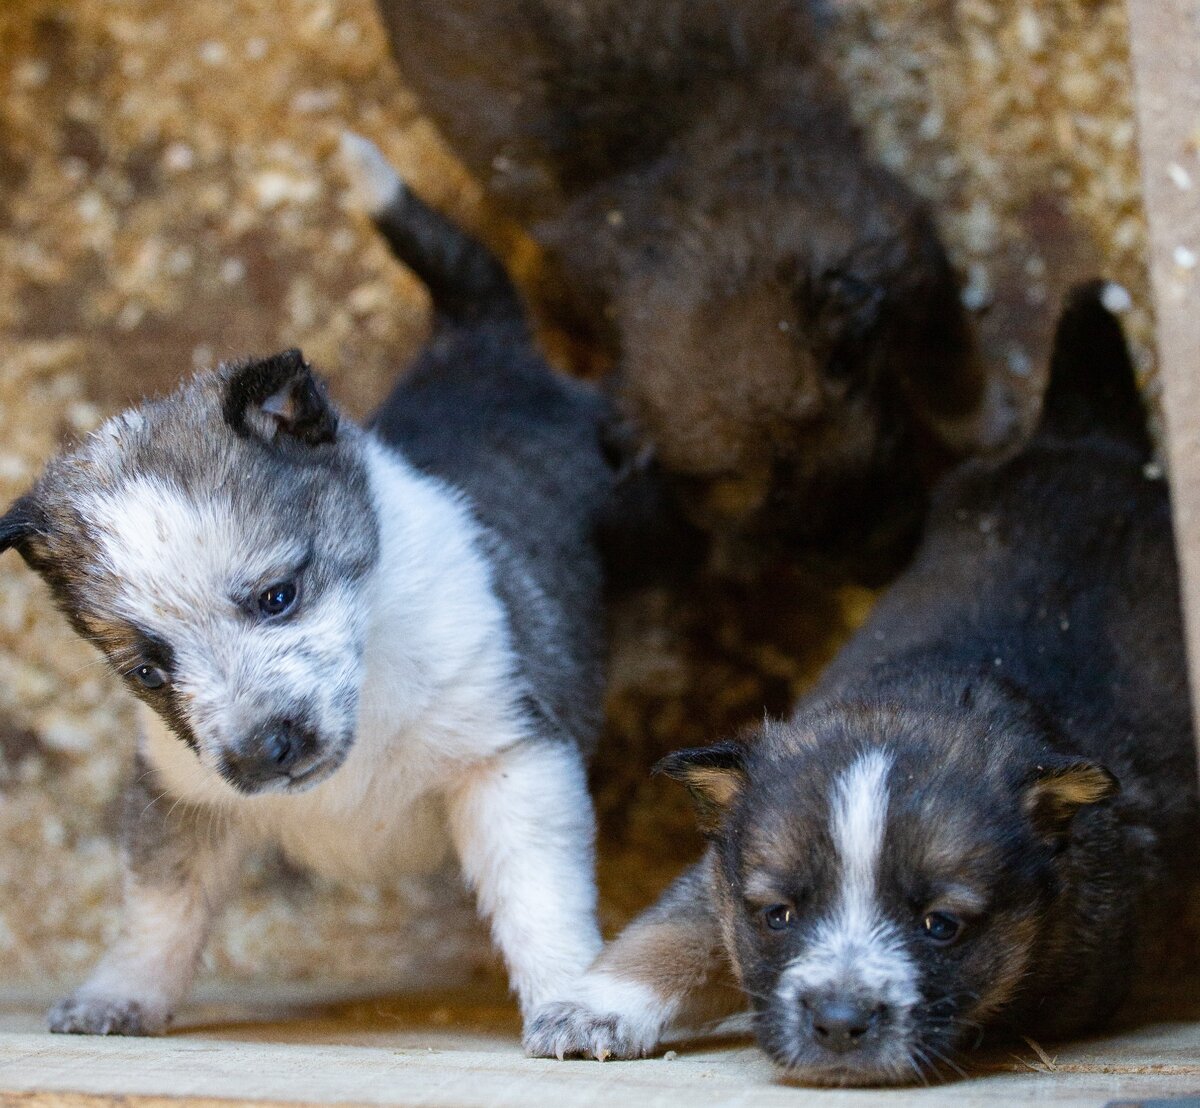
[67,434,602,1028]
[778,749,920,1014]
[340,131,405,217]
[1099,281,1133,315]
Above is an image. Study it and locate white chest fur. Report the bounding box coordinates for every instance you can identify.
[140,436,532,882]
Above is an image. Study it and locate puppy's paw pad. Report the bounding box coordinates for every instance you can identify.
[48,995,165,1036]
[524,1000,653,1061]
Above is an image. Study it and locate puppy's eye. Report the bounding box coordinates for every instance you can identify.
[131,663,167,690]
[763,904,796,932]
[922,911,964,945]
[258,580,298,617]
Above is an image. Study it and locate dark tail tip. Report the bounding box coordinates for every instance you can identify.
[1039,280,1151,454]
[340,132,524,326]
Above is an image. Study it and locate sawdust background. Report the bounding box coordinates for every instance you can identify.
[0,0,1190,1005]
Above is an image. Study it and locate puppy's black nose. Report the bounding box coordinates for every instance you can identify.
[223,718,317,790]
[809,998,881,1053]
[264,729,295,767]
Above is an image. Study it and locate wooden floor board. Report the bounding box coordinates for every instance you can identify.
[2,989,1199,1107]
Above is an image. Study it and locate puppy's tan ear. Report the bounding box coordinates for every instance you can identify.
[1023,757,1119,838]
[655,740,747,834]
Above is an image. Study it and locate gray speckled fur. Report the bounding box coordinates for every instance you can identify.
[0,165,621,1037]
[366,182,616,757]
[371,331,612,755]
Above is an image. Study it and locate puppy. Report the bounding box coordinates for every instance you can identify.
[526,283,1199,1082]
[1,136,619,1037]
[375,0,1016,570]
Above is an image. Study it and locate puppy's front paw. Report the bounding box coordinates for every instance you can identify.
[524,999,658,1061]
[48,993,167,1036]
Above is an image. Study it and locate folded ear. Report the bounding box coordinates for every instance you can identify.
[0,494,43,559]
[655,740,748,834]
[1023,757,1119,839]
[889,211,1019,454]
[222,349,338,447]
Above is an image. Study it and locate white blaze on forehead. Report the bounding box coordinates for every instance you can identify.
[779,746,919,1012]
[833,747,891,920]
[83,476,304,626]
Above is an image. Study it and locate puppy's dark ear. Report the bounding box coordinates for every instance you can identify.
[0,494,42,559]
[222,349,338,447]
[655,740,748,834]
[1023,757,1119,838]
[887,212,1019,454]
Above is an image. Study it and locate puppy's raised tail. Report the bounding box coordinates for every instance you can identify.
[1039,279,1151,456]
[340,131,524,325]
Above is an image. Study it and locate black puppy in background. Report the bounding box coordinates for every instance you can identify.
[374,0,1016,575]
[528,284,1199,1083]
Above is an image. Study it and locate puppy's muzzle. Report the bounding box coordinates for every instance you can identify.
[221,717,326,793]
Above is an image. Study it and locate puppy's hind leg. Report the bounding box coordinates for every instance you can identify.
[446,738,602,1025]
[49,756,244,1035]
[525,854,742,1061]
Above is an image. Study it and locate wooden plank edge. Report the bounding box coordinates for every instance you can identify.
[1127,0,1200,775]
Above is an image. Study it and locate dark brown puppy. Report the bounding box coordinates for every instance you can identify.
[375,0,1016,571]
[524,284,1198,1083]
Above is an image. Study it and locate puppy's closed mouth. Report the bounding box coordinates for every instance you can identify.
[283,753,345,792]
[221,747,349,796]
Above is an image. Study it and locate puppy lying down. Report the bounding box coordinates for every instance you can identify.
[528,285,1199,1084]
[0,137,619,1037]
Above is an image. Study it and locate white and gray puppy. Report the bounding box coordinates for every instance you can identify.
[1,135,618,1037]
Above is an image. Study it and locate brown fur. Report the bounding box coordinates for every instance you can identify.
[602,860,738,1019]
[375,0,1016,569]
[525,287,1198,1082]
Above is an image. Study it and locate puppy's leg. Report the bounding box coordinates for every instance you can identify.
[525,854,741,1060]
[49,757,244,1035]
[446,739,602,1021]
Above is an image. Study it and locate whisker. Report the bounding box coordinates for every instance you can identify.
[63,654,125,679]
[138,790,173,820]
[923,1042,968,1080]
[910,1044,936,1085]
